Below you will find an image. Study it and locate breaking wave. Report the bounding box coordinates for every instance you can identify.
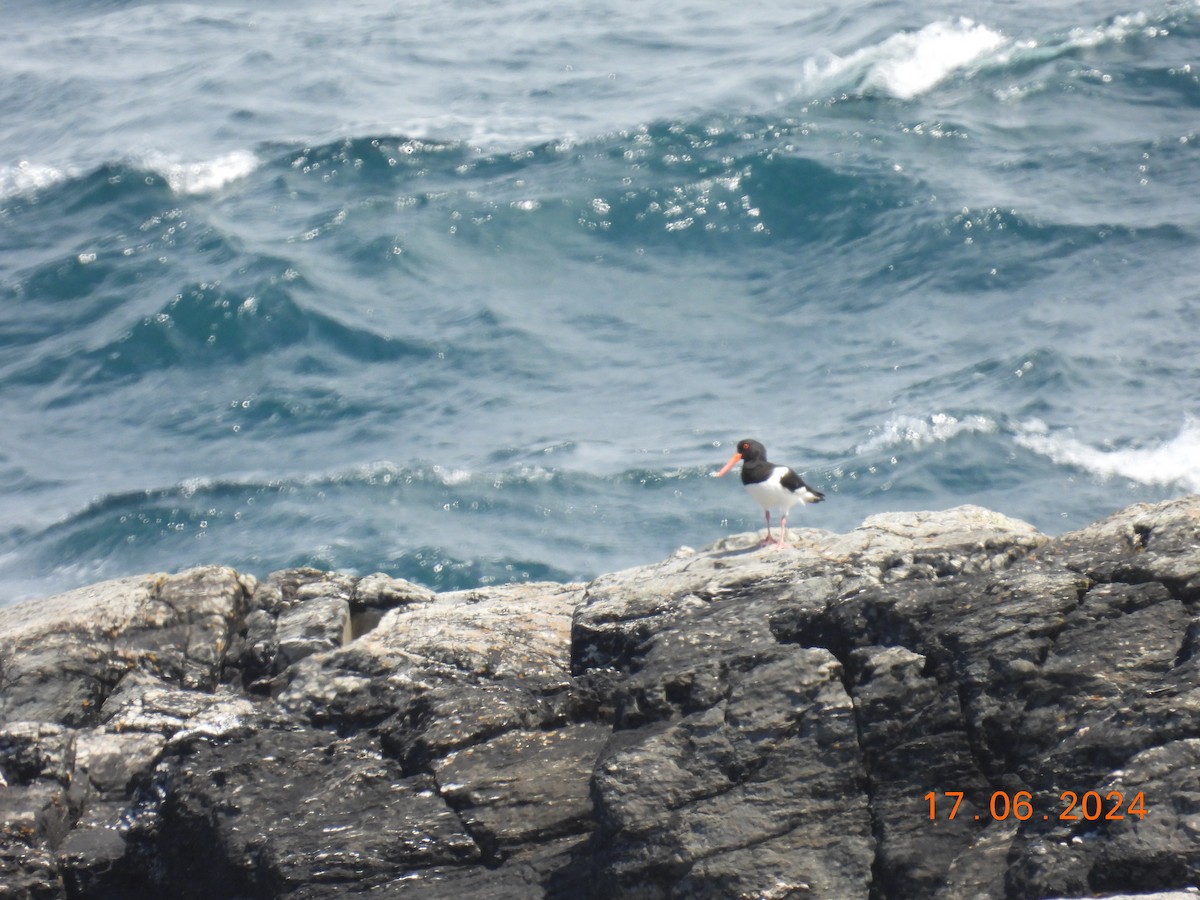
[1016,418,1200,491]
[803,18,1008,100]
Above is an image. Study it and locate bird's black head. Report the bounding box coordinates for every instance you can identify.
[734,439,766,461]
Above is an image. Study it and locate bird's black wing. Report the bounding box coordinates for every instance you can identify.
[781,467,825,501]
[780,467,805,492]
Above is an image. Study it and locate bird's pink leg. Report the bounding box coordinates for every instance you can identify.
[763,511,775,545]
[778,514,790,547]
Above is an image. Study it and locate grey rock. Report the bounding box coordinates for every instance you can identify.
[1007,739,1200,897]
[279,581,588,788]
[0,724,75,787]
[0,499,1198,898]
[275,595,352,667]
[237,607,278,687]
[572,504,1045,674]
[0,841,63,900]
[137,729,481,897]
[847,645,992,898]
[0,781,74,850]
[353,571,437,608]
[0,567,248,724]
[72,730,165,797]
[431,723,610,857]
[1038,495,1200,599]
[294,572,357,603]
[591,646,873,898]
[350,572,438,640]
[55,800,133,897]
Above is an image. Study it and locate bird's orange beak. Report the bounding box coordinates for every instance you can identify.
[715,451,742,477]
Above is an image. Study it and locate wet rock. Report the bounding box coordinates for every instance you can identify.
[591,645,873,898]
[0,842,63,900]
[55,800,133,897]
[1007,739,1200,897]
[846,645,992,899]
[431,723,610,859]
[0,724,75,787]
[140,729,481,897]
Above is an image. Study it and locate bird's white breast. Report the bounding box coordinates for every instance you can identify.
[745,467,808,513]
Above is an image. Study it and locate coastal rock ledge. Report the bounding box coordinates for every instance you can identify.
[2,499,1200,900]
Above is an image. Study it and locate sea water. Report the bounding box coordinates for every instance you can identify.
[2,0,1198,603]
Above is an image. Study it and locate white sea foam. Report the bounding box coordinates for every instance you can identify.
[806,18,1008,100]
[432,465,473,487]
[0,160,73,200]
[856,412,999,455]
[1016,418,1200,491]
[1,151,258,201]
[1064,11,1170,51]
[144,149,260,195]
[989,11,1172,80]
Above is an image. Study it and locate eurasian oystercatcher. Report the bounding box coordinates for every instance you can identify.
[715,438,824,546]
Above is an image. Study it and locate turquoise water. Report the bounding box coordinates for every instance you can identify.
[2,0,1199,602]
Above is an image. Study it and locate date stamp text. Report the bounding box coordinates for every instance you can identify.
[925,790,1147,823]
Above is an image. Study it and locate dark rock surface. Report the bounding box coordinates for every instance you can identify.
[1,498,1198,898]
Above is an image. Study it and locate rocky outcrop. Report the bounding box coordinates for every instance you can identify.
[1,498,1199,898]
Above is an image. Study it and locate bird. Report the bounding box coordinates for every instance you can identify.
[714,438,824,546]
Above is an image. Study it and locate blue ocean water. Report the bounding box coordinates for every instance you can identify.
[2,0,1198,604]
